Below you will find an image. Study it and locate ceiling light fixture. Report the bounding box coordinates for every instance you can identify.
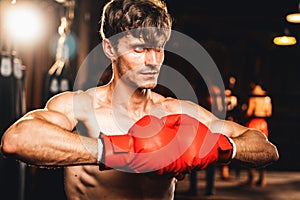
[273,28,297,46]
[286,2,300,23]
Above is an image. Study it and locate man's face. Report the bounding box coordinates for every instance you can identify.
[114,34,165,89]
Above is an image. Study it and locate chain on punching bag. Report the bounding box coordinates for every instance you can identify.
[42,15,74,106]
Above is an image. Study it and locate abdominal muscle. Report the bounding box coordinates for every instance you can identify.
[64,165,176,200]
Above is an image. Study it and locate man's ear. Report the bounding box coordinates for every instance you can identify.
[102,38,116,59]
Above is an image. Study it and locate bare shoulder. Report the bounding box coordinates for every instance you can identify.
[45,90,81,112]
[151,92,179,113]
[157,95,216,124]
[159,97,181,114]
[25,91,82,130]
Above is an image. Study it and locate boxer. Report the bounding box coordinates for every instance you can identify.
[1,1,278,199]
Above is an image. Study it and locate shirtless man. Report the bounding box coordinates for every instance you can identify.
[246,83,273,187]
[1,0,278,199]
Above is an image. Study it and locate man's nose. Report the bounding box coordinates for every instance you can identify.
[145,49,163,66]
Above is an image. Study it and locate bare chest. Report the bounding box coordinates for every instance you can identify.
[80,101,171,138]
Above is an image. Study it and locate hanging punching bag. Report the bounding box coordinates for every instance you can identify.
[0,52,26,200]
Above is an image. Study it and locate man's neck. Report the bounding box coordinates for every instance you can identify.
[108,79,154,120]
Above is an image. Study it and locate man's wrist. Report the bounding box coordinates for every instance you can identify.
[217,135,236,163]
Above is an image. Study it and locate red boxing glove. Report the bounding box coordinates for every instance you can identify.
[99,114,234,178]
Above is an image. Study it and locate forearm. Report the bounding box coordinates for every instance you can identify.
[231,129,279,168]
[1,118,98,167]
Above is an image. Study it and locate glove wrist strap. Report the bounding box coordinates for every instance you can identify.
[227,137,236,159]
[97,137,103,164]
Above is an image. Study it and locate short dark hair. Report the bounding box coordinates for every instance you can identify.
[99,0,172,46]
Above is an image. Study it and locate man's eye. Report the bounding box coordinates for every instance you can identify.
[134,46,145,52]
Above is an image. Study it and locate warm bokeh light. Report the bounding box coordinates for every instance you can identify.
[5,3,44,43]
[273,35,297,46]
[286,13,300,23]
